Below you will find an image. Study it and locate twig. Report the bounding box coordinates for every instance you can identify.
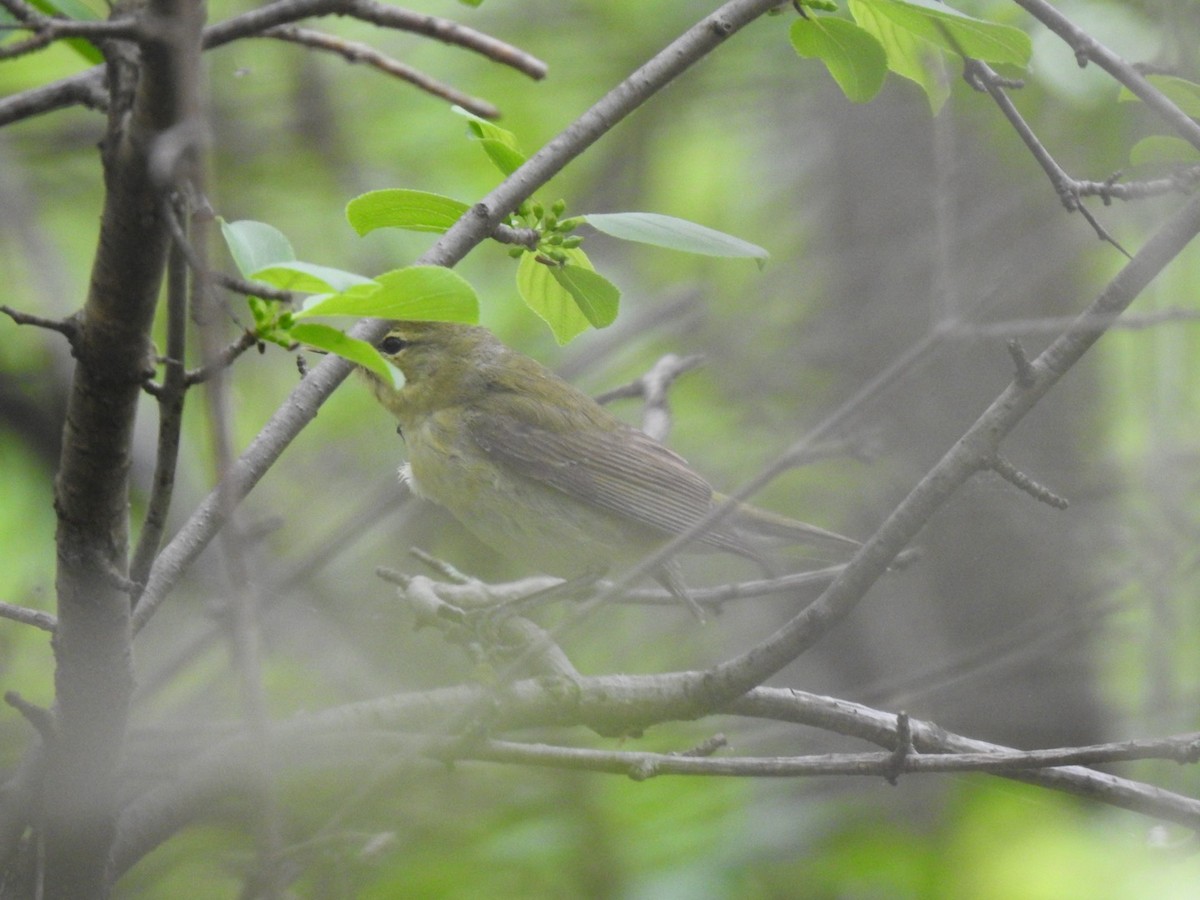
[0,0,137,62]
[698,191,1200,706]
[130,197,192,592]
[183,330,260,386]
[0,69,108,126]
[0,600,56,633]
[964,59,1130,256]
[1012,0,1200,153]
[260,25,500,119]
[0,305,78,343]
[987,455,1070,510]
[594,353,704,442]
[1075,169,1200,202]
[202,0,547,80]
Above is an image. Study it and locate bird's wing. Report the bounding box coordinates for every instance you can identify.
[466,407,747,553]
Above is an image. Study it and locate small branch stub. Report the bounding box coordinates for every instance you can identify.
[988,455,1070,510]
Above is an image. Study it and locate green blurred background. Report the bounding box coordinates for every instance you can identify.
[3,0,1200,895]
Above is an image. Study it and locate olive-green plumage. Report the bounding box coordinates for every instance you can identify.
[360,321,859,609]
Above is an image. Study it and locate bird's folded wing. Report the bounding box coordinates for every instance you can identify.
[467,409,748,554]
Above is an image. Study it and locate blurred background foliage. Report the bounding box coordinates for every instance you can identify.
[3,0,1200,895]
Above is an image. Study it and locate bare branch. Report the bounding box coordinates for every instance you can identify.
[0,600,57,632]
[260,25,500,119]
[109,680,1200,871]
[964,59,1130,255]
[1013,0,1200,153]
[0,69,108,126]
[699,191,1200,706]
[201,0,547,80]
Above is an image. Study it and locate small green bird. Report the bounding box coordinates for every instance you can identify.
[359,321,860,615]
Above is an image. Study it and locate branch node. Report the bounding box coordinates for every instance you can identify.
[708,14,734,35]
[988,455,1070,510]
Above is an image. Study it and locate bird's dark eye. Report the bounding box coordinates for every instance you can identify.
[379,336,408,354]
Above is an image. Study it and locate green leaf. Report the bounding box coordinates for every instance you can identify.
[296,266,479,322]
[790,16,888,104]
[1129,135,1200,167]
[1119,75,1200,119]
[346,189,471,236]
[549,264,620,329]
[476,140,527,176]
[849,0,949,112]
[581,213,769,267]
[861,0,1030,66]
[251,262,375,294]
[517,250,609,344]
[220,220,296,277]
[452,106,528,175]
[290,323,404,389]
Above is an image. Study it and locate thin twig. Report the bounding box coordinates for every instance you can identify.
[183,330,260,386]
[594,353,704,443]
[964,59,1130,255]
[261,25,500,119]
[0,70,108,126]
[987,455,1070,509]
[0,305,78,342]
[202,0,547,80]
[1075,169,1200,202]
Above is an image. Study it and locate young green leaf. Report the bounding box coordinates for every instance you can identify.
[1129,135,1200,167]
[581,212,769,267]
[452,105,528,175]
[790,16,888,104]
[289,323,404,389]
[549,265,621,329]
[295,266,479,322]
[220,219,296,277]
[346,189,471,236]
[860,0,1030,66]
[849,0,949,112]
[251,261,375,294]
[516,250,612,344]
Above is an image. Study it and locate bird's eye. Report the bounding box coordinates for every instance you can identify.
[379,336,408,354]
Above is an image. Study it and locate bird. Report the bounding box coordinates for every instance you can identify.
[358,320,861,617]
